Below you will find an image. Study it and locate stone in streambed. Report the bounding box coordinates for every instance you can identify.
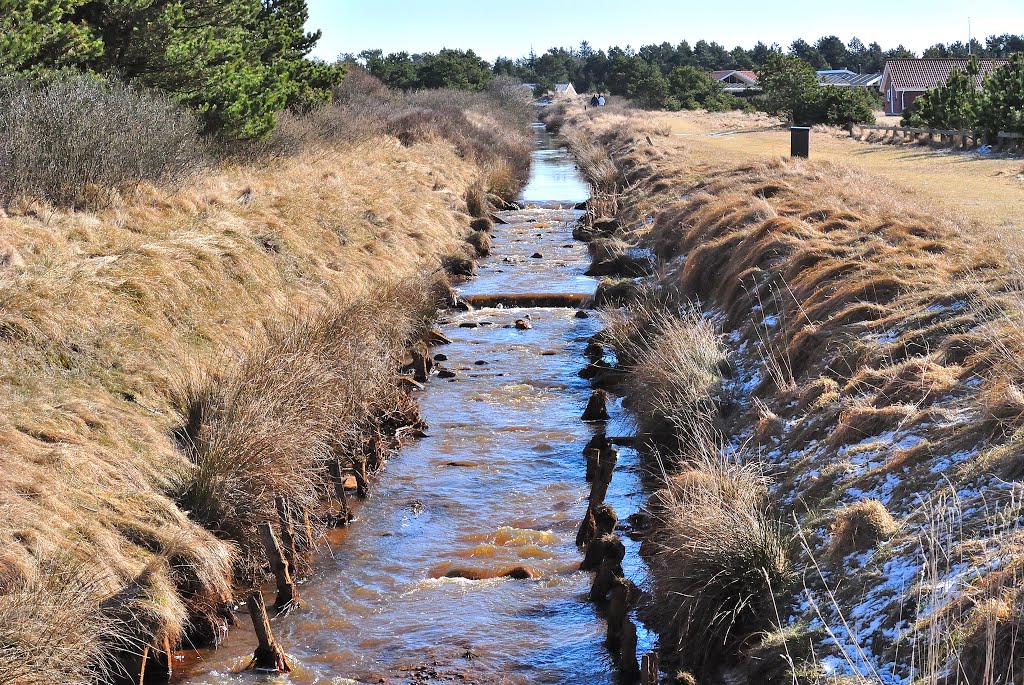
[514,319,532,330]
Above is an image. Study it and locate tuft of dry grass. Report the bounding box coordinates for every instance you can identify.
[828,500,899,558]
[646,453,791,677]
[0,556,125,685]
[615,306,726,461]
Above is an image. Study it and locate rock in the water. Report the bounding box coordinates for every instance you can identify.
[438,368,457,379]
[459,322,480,329]
[474,360,488,366]
[575,310,590,319]
[434,353,448,361]
[530,252,543,259]
[514,319,532,330]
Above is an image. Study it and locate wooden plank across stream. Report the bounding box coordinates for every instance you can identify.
[461,293,592,309]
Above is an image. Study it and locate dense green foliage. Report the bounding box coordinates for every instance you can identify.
[759,54,875,125]
[903,54,1024,137]
[0,0,342,139]
[359,34,1022,117]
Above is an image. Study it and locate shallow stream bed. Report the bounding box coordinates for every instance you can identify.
[177,124,651,685]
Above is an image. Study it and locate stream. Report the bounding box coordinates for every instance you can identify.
[178,124,652,685]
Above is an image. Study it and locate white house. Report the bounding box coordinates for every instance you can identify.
[553,83,578,99]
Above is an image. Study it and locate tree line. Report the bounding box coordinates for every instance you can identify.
[1,0,342,140]
[355,34,1024,95]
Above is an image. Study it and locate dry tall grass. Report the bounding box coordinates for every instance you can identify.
[567,108,1024,682]
[0,79,525,680]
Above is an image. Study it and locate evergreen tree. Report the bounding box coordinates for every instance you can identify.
[0,0,102,73]
[978,54,1024,136]
[815,35,849,69]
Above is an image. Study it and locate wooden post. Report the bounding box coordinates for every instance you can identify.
[589,446,618,507]
[245,592,291,673]
[619,618,641,684]
[143,637,173,683]
[606,580,629,651]
[641,652,659,685]
[353,456,369,498]
[582,389,610,421]
[581,505,618,570]
[328,458,352,524]
[274,496,299,573]
[257,521,297,608]
[583,433,605,481]
[590,535,625,603]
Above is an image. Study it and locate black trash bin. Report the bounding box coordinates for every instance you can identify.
[791,126,810,158]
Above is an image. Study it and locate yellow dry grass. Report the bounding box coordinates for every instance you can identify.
[565,107,1024,682]
[0,130,485,681]
[658,109,1024,249]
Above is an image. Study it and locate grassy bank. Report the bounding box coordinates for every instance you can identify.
[566,108,1024,684]
[0,73,532,683]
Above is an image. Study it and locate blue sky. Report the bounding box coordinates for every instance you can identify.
[306,0,1024,63]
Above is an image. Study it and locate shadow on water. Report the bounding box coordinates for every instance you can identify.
[177,122,652,685]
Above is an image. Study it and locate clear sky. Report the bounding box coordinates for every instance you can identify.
[306,0,1024,63]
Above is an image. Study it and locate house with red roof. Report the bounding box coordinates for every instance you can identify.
[710,70,759,94]
[879,58,1009,115]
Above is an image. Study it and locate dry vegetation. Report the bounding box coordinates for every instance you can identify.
[566,107,1024,683]
[0,72,531,682]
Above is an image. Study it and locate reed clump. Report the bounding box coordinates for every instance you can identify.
[646,454,791,677]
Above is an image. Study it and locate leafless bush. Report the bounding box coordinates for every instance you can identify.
[256,69,534,199]
[0,73,204,208]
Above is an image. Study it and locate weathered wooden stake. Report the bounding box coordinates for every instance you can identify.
[274,496,299,573]
[588,446,618,507]
[142,637,173,683]
[245,591,291,673]
[582,389,610,421]
[641,652,659,685]
[257,521,297,608]
[590,535,625,603]
[581,505,618,570]
[576,505,597,548]
[328,458,352,524]
[606,580,629,651]
[353,456,369,498]
[619,617,641,683]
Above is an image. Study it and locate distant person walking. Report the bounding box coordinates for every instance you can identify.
[597,94,606,106]
[590,94,599,107]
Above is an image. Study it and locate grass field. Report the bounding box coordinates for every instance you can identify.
[659,110,1024,251]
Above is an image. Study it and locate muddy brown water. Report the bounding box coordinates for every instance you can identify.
[177,124,652,684]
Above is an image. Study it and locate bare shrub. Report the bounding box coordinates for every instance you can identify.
[0,73,204,208]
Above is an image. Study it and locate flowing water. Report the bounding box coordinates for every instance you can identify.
[178,124,651,685]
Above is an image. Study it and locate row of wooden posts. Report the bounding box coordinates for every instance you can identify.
[246,454,366,673]
[850,123,1024,152]
[579,390,658,685]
